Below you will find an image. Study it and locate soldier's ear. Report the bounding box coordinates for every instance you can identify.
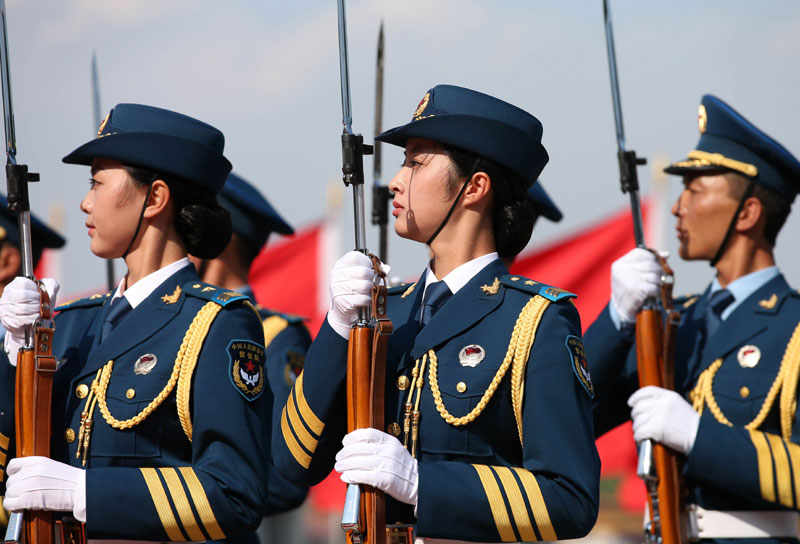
[143,179,171,219]
[736,195,764,235]
[462,171,492,208]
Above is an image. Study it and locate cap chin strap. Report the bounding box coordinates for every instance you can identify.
[122,182,154,259]
[425,158,481,246]
[709,180,755,267]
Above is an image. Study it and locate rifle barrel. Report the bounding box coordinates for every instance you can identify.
[337,0,353,135]
[603,0,625,152]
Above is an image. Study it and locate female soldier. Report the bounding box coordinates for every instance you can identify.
[1,104,271,541]
[273,85,599,542]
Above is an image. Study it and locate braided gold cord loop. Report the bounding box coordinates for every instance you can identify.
[428,296,549,428]
[690,319,800,439]
[177,302,224,441]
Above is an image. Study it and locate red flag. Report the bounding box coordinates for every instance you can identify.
[510,203,652,512]
[249,222,328,336]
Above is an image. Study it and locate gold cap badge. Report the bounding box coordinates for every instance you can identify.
[413,92,430,120]
[97,111,110,138]
[698,104,707,134]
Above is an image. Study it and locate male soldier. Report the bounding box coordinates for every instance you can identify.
[190,172,310,542]
[585,95,800,542]
[0,196,65,529]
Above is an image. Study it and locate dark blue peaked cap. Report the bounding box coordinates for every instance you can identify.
[217,173,293,251]
[0,195,65,260]
[528,181,562,222]
[665,95,800,203]
[62,103,232,194]
[377,85,549,186]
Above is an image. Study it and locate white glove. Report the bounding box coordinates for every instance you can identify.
[334,428,418,507]
[610,248,662,324]
[327,251,376,339]
[4,456,86,522]
[628,386,700,455]
[0,277,59,366]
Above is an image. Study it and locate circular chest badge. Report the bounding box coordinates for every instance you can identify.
[737,345,761,368]
[458,345,485,368]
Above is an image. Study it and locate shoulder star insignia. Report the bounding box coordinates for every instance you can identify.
[758,293,778,309]
[401,283,417,299]
[161,285,182,304]
[480,277,500,295]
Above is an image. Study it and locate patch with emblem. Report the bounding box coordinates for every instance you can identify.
[282,348,305,386]
[134,354,158,375]
[228,339,266,401]
[458,344,485,368]
[565,335,594,398]
[737,345,760,368]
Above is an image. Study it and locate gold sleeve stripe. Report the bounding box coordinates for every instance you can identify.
[281,406,312,469]
[287,392,319,451]
[0,496,7,528]
[514,467,557,542]
[263,315,290,347]
[764,433,794,508]
[749,430,776,503]
[139,468,187,542]
[786,441,800,509]
[295,373,324,436]
[177,467,226,540]
[0,432,8,450]
[0,450,6,467]
[472,465,516,542]
[158,468,205,541]
[493,467,537,542]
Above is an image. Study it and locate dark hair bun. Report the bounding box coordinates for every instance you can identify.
[494,199,534,259]
[177,204,232,259]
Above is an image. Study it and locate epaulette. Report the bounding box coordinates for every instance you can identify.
[55,292,111,312]
[182,282,250,307]
[500,275,576,302]
[258,306,306,324]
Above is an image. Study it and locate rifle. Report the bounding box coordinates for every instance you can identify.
[370,22,391,263]
[336,3,391,544]
[0,3,57,544]
[602,2,684,543]
[91,53,115,293]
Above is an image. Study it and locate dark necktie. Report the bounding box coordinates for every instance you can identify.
[704,289,734,339]
[421,281,452,327]
[101,297,132,342]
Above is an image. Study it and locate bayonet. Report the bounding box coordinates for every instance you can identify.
[370,22,391,262]
[92,52,115,291]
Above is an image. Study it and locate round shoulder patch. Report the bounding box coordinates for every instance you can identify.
[565,335,594,399]
[228,339,267,401]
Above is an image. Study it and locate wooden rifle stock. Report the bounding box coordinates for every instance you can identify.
[345,256,391,544]
[635,256,683,544]
[12,285,57,544]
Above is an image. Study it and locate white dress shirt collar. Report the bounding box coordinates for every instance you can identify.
[111,258,192,310]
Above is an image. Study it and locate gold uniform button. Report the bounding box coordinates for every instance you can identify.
[126,388,136,399]
[397,375,410,391]
[740,386,750,398]
[456,381,467,393]
[64,428,76,443]
[387,422,401,437]
[75,384,89,399]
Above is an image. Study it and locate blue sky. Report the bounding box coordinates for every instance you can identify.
[5,0,800,295]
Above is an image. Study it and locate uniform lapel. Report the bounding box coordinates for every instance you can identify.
[701,274,792,363]
[410,259,507,359]
[78,266,197,378]
[387,271,426,364]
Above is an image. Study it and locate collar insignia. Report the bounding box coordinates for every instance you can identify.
[758,294,777,309]
[401,283,416,299]
[161,285,181,304]
[480,277,500,295]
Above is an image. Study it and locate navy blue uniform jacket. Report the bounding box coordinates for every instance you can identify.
[585,273,800,542]
[3,265,273,540]
[273,258,600,542]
